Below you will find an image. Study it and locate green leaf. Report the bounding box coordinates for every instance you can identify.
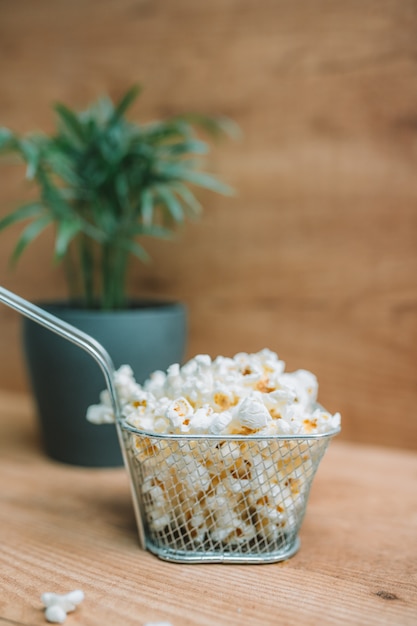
[54,103,86,144]
[161,139,208,156]
[55,219,82,260]
[155,158,208,183]
[0,202,45,231]
[109,84,142,125]
[90,96,115,126]
[128,223,172,238]
[79,200,116,241]
[79,219,108,243]
[142,224,172,239]
[155,185,184,222]
[172,183,202,216]
[11,215,53,264]
[141,120,190,144]
[117,238,150,263]
[167,167,234,196]
[18,138,42,179]
[115,172,130,208]
[0,128,17,151]
[175,113,242,140]
[38,169,74,217]
[140,188,154,226]
[43,147,79,185]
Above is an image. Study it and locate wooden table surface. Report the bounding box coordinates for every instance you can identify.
[1,391,416,626]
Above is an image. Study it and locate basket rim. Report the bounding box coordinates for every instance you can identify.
[118,420,341,441]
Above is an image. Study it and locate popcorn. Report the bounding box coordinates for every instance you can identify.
[41,590,84,624]
[279,369,318,411]
[87,364,143,424]
[45,605,67,624]
[165,397,194,430]
[87,348,340,438]
[189,405,215,433]
[87,349,340,553]
[237,394,272,430]
[209,409,233,434]
[86,403,114,424]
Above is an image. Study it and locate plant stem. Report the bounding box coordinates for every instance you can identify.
[101,243,128,309]
[79,235,95,308]
[63,251,78,303]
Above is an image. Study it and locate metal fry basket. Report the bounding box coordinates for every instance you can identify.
[0,286,339,564]
[120,423,337,563]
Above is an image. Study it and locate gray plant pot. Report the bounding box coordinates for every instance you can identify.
[22,300,187,467]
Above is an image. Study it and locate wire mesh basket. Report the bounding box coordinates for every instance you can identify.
[120,421,338,563]
[0,286,340,565]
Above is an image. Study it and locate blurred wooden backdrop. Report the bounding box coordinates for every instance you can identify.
[0,0,416,450]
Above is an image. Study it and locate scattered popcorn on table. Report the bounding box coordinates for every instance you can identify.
[87,349,340,552]
[41,590,84,624]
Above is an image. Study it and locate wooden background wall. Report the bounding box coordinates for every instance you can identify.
[1,0,416,450]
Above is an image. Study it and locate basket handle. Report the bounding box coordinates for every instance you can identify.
[0,286,122,422]
[0,286,148,549]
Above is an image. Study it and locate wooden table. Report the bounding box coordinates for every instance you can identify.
[1,391,416,626]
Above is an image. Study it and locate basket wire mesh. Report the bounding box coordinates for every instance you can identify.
[121,423,337,563]
[0,287,340,565]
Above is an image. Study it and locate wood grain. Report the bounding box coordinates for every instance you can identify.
[0,391,416,626]
[0,1,417,450]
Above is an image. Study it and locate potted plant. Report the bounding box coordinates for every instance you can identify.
[0,85,235,466]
